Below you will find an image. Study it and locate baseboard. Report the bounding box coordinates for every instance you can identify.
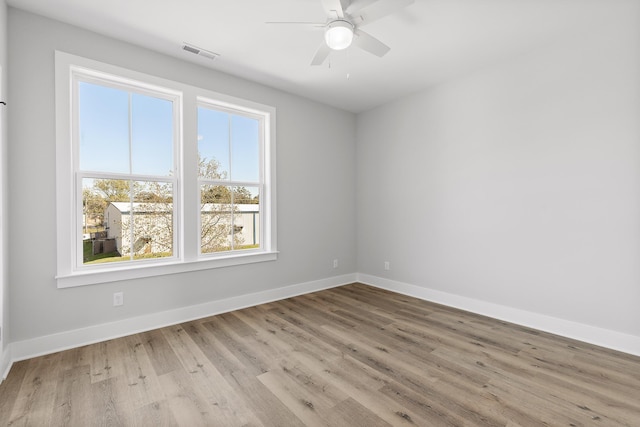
[358,273,640,357]
[1,344,11,382]
[8,273,357,366]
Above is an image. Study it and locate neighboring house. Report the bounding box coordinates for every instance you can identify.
[105,202,260,256]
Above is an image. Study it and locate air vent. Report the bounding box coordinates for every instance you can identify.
[182,43,219,61]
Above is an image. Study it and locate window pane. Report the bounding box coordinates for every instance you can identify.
[231,115,259,182]
[198,107,229,179]
[234,186,260,250]
[78,82,130,173]
[199,185,260,254]
[201,184,232,253]
[83,177,130,264]
[130,181,174,259]
[132,93,174,176]
[82,178,173,264]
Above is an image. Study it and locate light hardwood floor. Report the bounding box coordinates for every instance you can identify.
[1,283,639,426]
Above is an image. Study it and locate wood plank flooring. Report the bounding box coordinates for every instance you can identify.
[1,283,639,426]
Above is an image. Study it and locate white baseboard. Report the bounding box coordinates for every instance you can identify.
[358,273,640,357]
[6,273,357,374]
[4,271,638,383]
[1,345,11,381]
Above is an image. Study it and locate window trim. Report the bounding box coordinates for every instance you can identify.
[55,51,277,288]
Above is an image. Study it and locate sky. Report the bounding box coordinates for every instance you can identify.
[78,81,260,190]
[197,107,259,183]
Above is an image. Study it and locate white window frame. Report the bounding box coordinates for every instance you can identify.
[73,71,182,267]
[196,98,268,257]
[55,52,277,288]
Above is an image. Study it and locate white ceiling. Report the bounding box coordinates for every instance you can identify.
[7,0,608,112]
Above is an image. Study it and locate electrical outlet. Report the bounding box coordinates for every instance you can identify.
[384,261,390,271]
[113,292,124,306]
[333,259,339,268]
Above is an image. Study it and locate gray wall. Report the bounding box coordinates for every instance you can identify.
[357,2,640,337]
[0,0,7,357]
[7,8,357,343]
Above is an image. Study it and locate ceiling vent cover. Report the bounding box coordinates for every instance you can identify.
[182,43,219,60]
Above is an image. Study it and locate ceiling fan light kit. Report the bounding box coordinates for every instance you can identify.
[269,0,414,66]
[325,20,354,50]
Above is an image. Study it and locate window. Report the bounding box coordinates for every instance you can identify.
[78,78,179,265]
[55,52,277,287]
[197,103,263,254]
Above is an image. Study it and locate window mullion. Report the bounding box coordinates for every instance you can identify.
[228,113,233,181]
[128,93,135,260]
[182,89,199,262]
[228,114,234,251]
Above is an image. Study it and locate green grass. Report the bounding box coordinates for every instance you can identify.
[83,240,171,264]
[83,240,121,264]
[237,244,260,250]
[84,240,260,264]
[201,244,260,254]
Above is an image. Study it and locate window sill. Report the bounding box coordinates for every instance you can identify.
[56,251,279,288]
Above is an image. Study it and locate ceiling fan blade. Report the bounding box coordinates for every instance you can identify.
[351,0,414,26]
[353,29,390,57]
[265,21,325,26]
[321,0,345,19]
[311,42,332,66]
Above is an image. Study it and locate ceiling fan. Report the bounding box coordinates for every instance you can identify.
[267,0,415,66]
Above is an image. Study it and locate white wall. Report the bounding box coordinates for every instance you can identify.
[7,9,356,348]
[357,2,640,343]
